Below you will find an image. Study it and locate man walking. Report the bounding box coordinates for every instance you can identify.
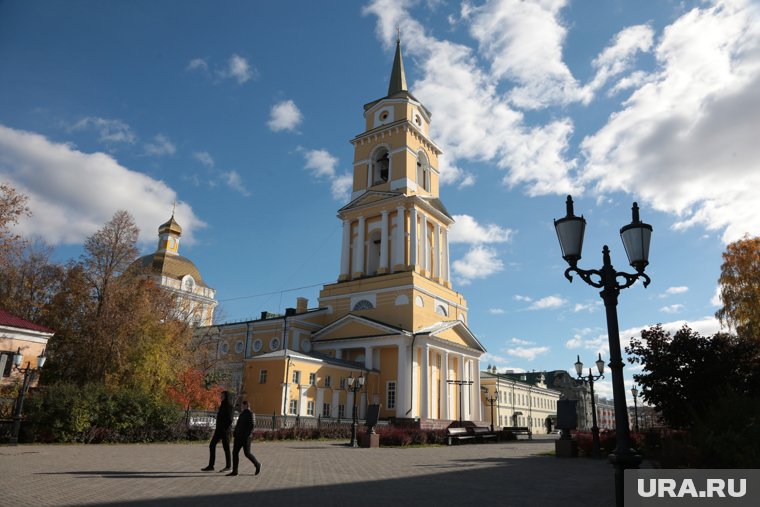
[227,400,261,477]
[201,390,233,472]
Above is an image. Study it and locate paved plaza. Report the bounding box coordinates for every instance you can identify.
[1,436,614,506]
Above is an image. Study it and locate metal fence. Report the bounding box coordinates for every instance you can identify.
[187,410,389,432]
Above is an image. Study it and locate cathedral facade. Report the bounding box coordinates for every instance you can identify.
[202,40,485,425]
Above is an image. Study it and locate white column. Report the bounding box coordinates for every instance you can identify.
[434,222,441,279]
[298,386,308,416]
[458,355,466,421]
[353,216,365,277]
[394,206,405,270]
[473,358,482,421]
[442,351,450,419]
[421,214,429,274]
[442,229,450,283]
[396,342,408,418]
[379,210,389,273]
[364,346,374,370]
[331,390,340,418]
[282,384,289,416]
[420,344,429,419]
[409,207,417,268]
[316,388,325,417]
[339,219,351,280]
[335,349,343,359]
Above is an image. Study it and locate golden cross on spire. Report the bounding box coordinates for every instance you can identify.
[171,201,176,216]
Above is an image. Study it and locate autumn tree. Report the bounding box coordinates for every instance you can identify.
[166,368,222,412]
[716,235,760,339]
[626,325,760,429]
[0,182,30,264]
[0,242,63,322]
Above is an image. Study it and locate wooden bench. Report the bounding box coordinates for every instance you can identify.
[502,426,533,440]
[446,427,476,445]
[469,426,498,442]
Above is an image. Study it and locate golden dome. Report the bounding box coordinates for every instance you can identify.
[159,215,182,236]
[132,252,208,288]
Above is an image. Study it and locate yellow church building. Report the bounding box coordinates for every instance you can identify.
[201,39,486,427]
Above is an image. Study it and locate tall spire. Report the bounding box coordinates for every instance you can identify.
[387,33,408,96]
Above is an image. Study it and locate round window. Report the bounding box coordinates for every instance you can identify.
[253,339,263,353]
[380,111,389,120]
[269,338,280,350]
[220,342,229,354]
[235,341,244,354]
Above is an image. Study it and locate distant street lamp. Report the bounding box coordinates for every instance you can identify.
[447,379,474,426]
[555,195,650,507]
[574,353,606,458]
[483,388,499,432]
[631,385,640,433]
[345,373,365,448]
[9,348,47,445]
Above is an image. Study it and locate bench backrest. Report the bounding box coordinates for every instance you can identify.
[469,427,491,434]
[447,427,469,435]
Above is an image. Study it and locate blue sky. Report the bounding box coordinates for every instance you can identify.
[2,0,759,399]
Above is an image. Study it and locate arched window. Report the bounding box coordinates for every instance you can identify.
[372,147,390,185]
[352,299,374,311]
[183,275,195,292]
[435,304,448,316]
[416,151,429,191]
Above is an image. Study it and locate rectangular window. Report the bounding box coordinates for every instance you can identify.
[1,351,14,377]
[387,381,396,410]
[309,372,316,386]
[339,377,346,389]
[323,403,331,417]
[259,369,267,384]
[289,399,297,415]
[292,370,301,384]
[307,401,315,416]
[324,375,332,388]
[338,404,345,419]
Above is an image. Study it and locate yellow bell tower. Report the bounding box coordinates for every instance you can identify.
[318,38,469,332]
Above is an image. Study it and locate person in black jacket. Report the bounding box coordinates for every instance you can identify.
[227,400,261,477]
[201,390,233,472]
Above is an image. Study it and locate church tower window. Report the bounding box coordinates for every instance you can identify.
[372,147,390,185]
[416,151,429,192]
[352,299,374,311]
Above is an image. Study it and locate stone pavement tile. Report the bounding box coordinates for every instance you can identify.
[0,439,615,507]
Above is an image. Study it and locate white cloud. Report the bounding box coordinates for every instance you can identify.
[527,295,567,310]
[510,337,534,345]
[506,345,550,361]
[222,170,250,197]
[67,117,137,145]
[581,0,760,244]
[574,301,601,313]
[489,308,505,315]
[467,0,588,108]
[193,151,214,168]
[144,134,176,156]
[513,294,532,302]
[711,285,722,307]
[662,286,689,297]
[565,335,583,349]
[587,24,655,95]
[186,58,208,72]
[303,149,351,201]
[268,100,303,133]
[451,245,504,285]
[660,304,685,314]
[221,54,254,84]
[363,0,579,195]
[449,214,513,244]
[0,123,204,246]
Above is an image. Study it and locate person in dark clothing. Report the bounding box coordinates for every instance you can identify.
[227,400,261,477]
[201,390,233,472]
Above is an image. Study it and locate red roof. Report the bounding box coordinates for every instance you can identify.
[0,309,54,334]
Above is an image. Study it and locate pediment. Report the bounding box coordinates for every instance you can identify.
[312,314,406,342]
[338,191,402,214]
[416,320,486,353]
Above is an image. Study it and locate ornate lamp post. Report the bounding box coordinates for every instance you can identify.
[483,388,499,432]
[574,353,606,458]
[9,348,47,445]
[555,195,650,507]
[345,373,365,448]
[631,385,640,433]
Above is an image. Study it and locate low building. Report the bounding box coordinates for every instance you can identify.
[480,368,561,434]
[0,309,54,388]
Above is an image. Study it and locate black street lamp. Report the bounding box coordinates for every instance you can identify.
[447,379,474,426]
[9,348,47,445]
[483,388,498,432]
[345,373,365,448]
[574,353,606,458]
[555,195,650,507]
[631,385,640,433]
